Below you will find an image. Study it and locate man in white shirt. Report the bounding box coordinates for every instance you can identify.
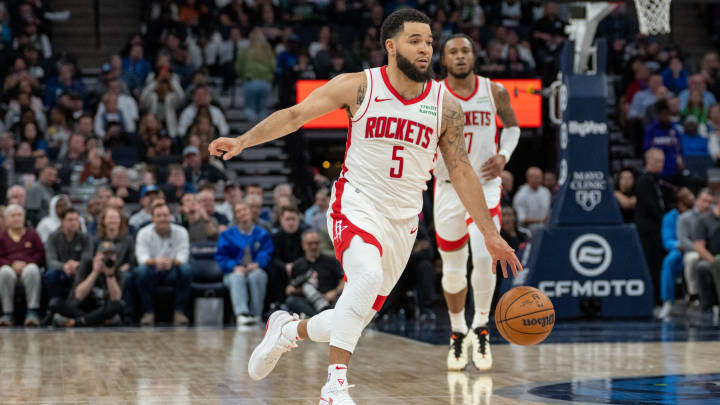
[177,85,230,137]
[134,203,191,326]
[513,166,551,234]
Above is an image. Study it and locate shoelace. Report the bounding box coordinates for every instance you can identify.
[475,329,488,356]
[451,334,464,359]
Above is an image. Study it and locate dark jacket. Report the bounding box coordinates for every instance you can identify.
[46,229,92,270]
[634,171,665,234]
[92,233,135,268]
[271,228,304,270]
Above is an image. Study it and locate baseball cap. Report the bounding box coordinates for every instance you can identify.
[141,184,160,198]
[98,240,117,253]
[183,146,200,157]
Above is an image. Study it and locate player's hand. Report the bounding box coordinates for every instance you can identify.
[480,155,506,181]
[209,137,245,160]
[485,234,522,278]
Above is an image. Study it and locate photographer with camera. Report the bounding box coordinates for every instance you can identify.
[284,229,344,317]
[49,241,124,327]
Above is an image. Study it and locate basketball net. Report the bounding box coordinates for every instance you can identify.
[634,0,672,35]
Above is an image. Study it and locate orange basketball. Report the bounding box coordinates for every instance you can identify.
[494,286,555,345]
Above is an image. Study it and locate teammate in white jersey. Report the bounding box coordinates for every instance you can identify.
[209,10,521,405]
[435,34,521,372]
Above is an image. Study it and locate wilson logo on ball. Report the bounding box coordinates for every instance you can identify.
[522,314,555,328]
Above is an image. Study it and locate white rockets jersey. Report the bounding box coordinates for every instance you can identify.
[340,66,444,220]
[434,75,500,189]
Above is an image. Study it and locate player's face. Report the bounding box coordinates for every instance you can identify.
[392,22,433,83]
[443,37,474,79]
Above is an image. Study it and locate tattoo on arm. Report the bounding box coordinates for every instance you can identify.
[357,82,366,106]
[343,75,367,117]
[494,84,519,127]
[440,97,472,172]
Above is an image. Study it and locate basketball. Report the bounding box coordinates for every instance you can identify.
[495,287,555,345]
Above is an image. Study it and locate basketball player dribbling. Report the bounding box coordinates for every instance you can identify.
[209,9,522,405]
[434,34,521,372]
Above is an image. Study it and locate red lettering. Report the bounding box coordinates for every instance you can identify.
[405,121,416,144]
[464,111,472,126]
[366,117,376,138]
[387,117,399,139]
[415,123,426,145]
[375,117,387,138]
[421,126,432,148]
[473,111,481,126]
[397,119,407,140]
[484,111,491,126]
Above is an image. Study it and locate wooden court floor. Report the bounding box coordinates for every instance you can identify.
[1,325,719,404]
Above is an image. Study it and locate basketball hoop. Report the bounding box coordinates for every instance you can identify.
[634,0,672,35]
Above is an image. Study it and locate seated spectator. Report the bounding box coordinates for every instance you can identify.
[7,185,25,207]
[43,208,91,304]
[0,205,44,326]
[500,206,532,251]
[658,187,695,319]
[679,189,713,308]
[110,166,140,203]
[216,201,273,326]
[679,115,708,157]
[37,194,72,243]
[285,229,344,317]
[661,56,688,94]
[614,169,637,223]
[26,165,57,226]
[501,170,514,206]
[46,107,70,152]
[139,72,184,138]
[178,85,229,137]
[19,122,47,152]
[129,185,162,232]
[644,100,683,180]
[628,74,665,120]
[217,182,243,223]
[163,164,197,204]
[80,150,114,187]
[246,193,272,232]
[183,145,226,185]
[305,187,330,230]
[49,240,124,327]
[122,44,152,96]
[543,171,559,194]
[679,74,717,110]
[93,93,130,139]
[44,62,84,107]
[693,193,720,314]
[512,166,551,234]
[134,203,191,326]
[58,134,86,185]
[138,113,165,159]
[180,193,219,242]
[681,90,709,123]
[197,188,229,228]
[268,206,305,308]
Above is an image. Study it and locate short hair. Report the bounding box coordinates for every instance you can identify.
[301,228,320,241]
[168,164,184,175]
[7,185,24,199]
[273,183,292,199]
[655,99,670,113]
[5,204,24,217]
[60,207,78,220]
[151,202,169,216]
[233,200,250,211]
[111,166,127,177]
[380,8,431,52]
[280,205,300,218]
[246,184,262,190]
[439,33,476,60]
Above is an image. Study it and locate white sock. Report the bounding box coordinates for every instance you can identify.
[282,320,302,341]
[326,364,349,391]
[449,310,468,335]
[468,224,497,330]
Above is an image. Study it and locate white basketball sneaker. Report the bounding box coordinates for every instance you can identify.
[447,331,471,371]
[471,327,492,371]
[319,372,356,405]
[247,311,299,381]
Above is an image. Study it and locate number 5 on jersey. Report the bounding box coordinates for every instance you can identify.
[390,146,404,178]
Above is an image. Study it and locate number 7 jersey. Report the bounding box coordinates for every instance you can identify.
[341,66,445,220]
[433,75,500,190]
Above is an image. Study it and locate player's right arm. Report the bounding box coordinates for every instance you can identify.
[209,72,366,160]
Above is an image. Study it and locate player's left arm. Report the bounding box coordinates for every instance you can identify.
[439,93,522,278]
[480,82,521,180]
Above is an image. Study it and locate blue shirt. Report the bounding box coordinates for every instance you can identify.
[644,121,683,177]
[679,132,709,157]
[661,68,688,94]
[662,209,679,251]
[215,225,273,273]
[679,89,717,110]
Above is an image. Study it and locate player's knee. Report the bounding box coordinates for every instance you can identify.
[440,248,469,294]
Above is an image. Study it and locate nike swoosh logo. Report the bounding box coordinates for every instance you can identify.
[410,228,418,234]
[375,97,392,102]
[335,366,347,370]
